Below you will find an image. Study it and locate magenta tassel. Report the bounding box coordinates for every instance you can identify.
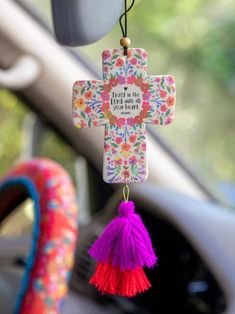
[88,201,157,270]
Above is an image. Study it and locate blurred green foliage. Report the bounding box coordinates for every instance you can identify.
[1,0,235,191]
[39,128,76,180]
[0,90,75,179]
[0,91,27,176]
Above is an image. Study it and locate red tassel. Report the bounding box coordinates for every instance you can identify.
[90,262,151,297]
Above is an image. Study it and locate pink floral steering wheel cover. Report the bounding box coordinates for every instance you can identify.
[0,158,78,314]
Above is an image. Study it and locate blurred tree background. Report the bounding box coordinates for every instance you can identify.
[1,0,235,200]
[0,91,27,172]
[0,90,75,179]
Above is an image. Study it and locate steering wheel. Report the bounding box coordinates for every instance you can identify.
[0,158,78,314]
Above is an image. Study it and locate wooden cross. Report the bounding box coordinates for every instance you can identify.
[72,48,176,183]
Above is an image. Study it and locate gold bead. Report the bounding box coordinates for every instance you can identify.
[120,37,131,47]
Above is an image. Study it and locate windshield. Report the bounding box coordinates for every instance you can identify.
[11,0,235,205]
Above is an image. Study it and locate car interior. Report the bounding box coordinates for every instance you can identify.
[0,1,235,314]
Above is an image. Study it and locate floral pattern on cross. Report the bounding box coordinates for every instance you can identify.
[73,48,176,183]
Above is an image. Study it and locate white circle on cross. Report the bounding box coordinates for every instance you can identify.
[109,84,143,118]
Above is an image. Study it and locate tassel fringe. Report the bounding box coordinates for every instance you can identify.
[90,262,151,297]
[88,201,157,270]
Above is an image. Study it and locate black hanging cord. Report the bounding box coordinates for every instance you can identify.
[119,0,135,55]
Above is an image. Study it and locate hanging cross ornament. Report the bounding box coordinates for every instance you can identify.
[72,48,176,183]
[72,0,177,298]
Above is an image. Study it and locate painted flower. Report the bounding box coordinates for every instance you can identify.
[155,77,161,83]
[112,148,118,155]
[104,143,110,152]
[84,106,91,114]
[167,96,175,107]
[153,118,160,124]
[121,143,131,151]
[140,110,148,119]
[109,115,117,125]
[116,58,124,67]
[101,102,110,112]
[160,104,168,112]
[135,115,143,124]
[117,118,126,127]
[142,51,147,59]
[127,76,135,84]
[129,156,137,165]
[143,91,151,100]
[129,134,137,143]
[117,75,126,85]
[81,120,87,128]
[159,89,167,98]
[104,111,112,120]
[141,83,149,92]
[115,137,122,144]
[114,157,123,166]
[130,57,137,65]
[135,77,144,87]
[76,80,86,86]
[166,75,175,85]
[101,91,110,101]
[142,101,151,111]
[141,143,146,151]
[103,66,109,73]
[75,98,85,109]
[103,84,112,92]
[165,117,173,124]
[127,117,135,126]
[93,120,98,126]
[122,170,130,179]
[84,91,92,100]
[109,78,118,87]
[102,50,111,60]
